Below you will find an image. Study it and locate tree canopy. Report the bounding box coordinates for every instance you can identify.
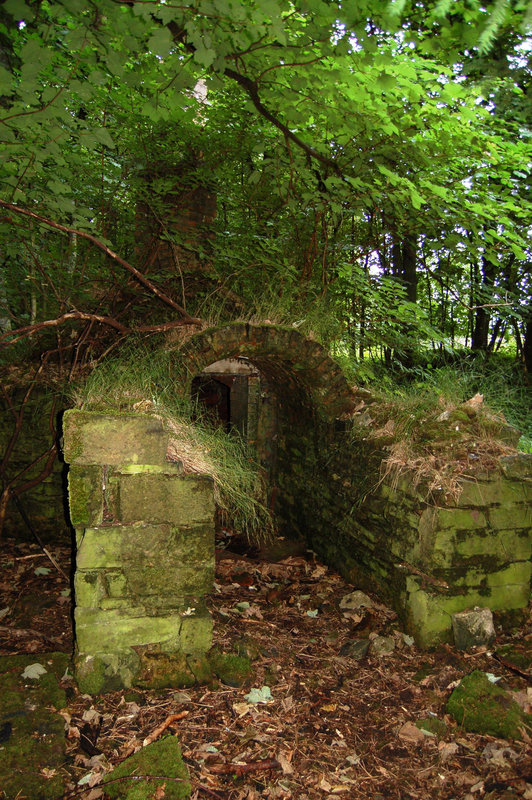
[0,0,531,371]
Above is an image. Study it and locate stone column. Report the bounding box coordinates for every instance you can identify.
[63,410,215,693]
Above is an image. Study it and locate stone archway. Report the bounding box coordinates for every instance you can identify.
[175,322,356,538]
[63,324,532,692]
[177,322,355,421]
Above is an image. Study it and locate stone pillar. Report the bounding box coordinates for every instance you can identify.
[63,410,215,694]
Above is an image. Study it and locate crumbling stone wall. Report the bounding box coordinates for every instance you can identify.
[0,387,68,541]
[306,435,532,647]
[63,410,215,693]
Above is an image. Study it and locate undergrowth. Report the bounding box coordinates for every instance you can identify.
[351,352,529,502]
[71,340,274,546]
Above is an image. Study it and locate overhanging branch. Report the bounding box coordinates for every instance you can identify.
[0,201,201,325]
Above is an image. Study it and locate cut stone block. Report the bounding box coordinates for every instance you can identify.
[452,607,496,650]
[63,410,169,466]
[500,454,532,479]
[68,465,104,526]
[74,607,184,653]
[118,473,215,524]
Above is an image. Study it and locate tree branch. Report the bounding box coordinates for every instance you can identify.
[0,311,129,345]
[0,201,201,324]
[224,67,343,176]
[164,19,342,177]
[0,312,203,347]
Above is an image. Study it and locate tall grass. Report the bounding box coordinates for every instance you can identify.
[71,339,274,544]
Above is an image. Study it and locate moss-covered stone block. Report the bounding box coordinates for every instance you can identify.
[76,526,124,570]
[113,523,214,601]
[63,409,169,466]
[74,569,107,608]
[68,465,104,526]
[457,478,525,507]
[179,607,213,655]
[447,670,532,739]
[500,454,532,479]
[135,648,197,689]
[105,569,128,598]
[432,507,488,531]
[75,607,183,653]
[485,560,531,588]
[118,473,215,525]
[403,571,531,649]
[75,650,141,694]
[488,504,532,531]
[103,736,191,799]
[0,652,70,799]
[455,528,531,563]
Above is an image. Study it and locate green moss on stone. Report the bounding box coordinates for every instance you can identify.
[496,642,532,670]
[75,651,140,694]
[135,649,197,689]
[68,465,103,526]
[179,608,213,655]
[103,736,191,799]
[63,410,169,466]
[118,473,215,525]
[208,647,252,687]
[0,653,70,799]
[75,607,184,653]
[446,670,532,739]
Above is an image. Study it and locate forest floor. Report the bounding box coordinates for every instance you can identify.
[1,534,532,800]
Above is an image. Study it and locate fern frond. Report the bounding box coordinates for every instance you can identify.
[478,0,511,53]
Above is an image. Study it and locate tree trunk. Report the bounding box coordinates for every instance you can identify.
[392,233,418,367]
[471,255,496,352]
[523,316,532,376]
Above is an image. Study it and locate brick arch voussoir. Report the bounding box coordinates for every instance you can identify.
[178,323,355,420]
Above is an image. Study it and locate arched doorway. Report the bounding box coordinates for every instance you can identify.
[175,322,355,541]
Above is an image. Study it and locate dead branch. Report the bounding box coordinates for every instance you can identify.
[0,311,130,345]
[142,712,190,746]
[1,312,202,348]
[206,757,281,775]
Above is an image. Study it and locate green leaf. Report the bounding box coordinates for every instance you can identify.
[148,28,174,57]
[3,0,35,21]
[194,43,215,68]
[93,127,115,148]
[21,663,47,680]
[34,566,51,576]
[244,686,273,704]
[376,72,396,91]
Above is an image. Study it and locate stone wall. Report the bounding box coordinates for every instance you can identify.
[63,410,215,694]
[177,323,532,648]
[302,432,532,647]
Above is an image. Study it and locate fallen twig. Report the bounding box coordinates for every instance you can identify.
[492,651,532,684]
[142,711,190,746]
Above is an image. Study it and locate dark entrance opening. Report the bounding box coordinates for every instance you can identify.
[191,358,264,441]
[191,376,231,431]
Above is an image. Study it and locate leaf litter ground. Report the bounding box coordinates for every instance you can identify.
[1,534,532,800]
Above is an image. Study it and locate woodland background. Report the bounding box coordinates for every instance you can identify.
[0,0,531,518]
